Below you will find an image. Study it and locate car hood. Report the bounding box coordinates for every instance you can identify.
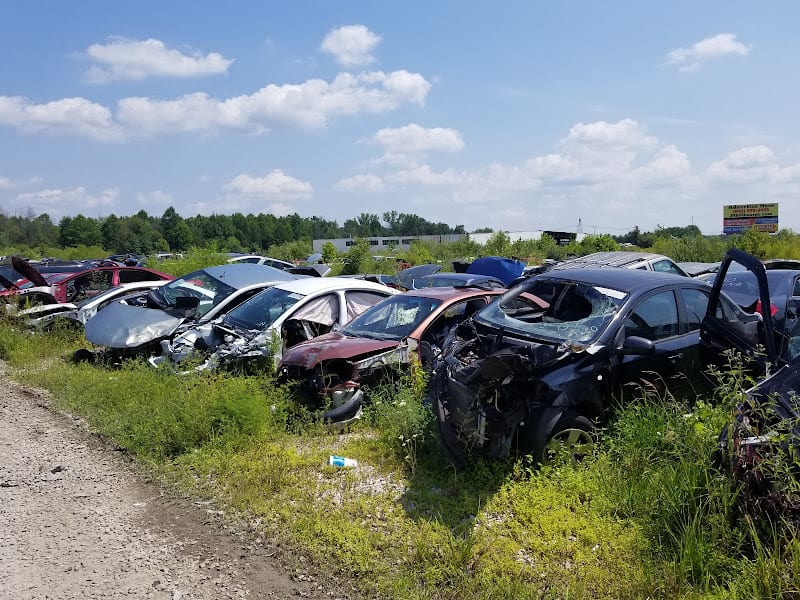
[280,331,398,367]
[85,300,185,348]
[11,256,49,287]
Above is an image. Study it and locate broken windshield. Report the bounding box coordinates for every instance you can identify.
[154,269,235,317]
[342,295,441,341]
[475,279,627,344]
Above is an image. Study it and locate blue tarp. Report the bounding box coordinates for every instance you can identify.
[466,256,525,286]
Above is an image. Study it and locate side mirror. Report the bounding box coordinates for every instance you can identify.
[621,335,655,356]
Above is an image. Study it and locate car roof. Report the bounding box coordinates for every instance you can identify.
[413,272,505,289]
[271,276,396,295]
[397,285,505,302]
[534,267,704,293]
[552,251,675,269]
[199,263,297,288]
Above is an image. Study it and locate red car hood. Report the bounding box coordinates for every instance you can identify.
[280,331,399,367]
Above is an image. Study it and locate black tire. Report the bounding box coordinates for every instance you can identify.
[536,411,595,465]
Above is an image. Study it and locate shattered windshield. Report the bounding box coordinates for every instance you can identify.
[154,269,235,317]
[342,295,441,341]
[475,278,627,344]
[223,286,303,331]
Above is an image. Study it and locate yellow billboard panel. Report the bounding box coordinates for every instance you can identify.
[723,203,779,234]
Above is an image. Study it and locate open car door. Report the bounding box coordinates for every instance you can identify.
[700,248,780,376]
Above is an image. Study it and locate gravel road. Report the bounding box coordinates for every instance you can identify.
[0,372,336,600]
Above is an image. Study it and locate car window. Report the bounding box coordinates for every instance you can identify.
[793,277,800,297]
[625,290,679,341]
[652,259,683,275]
[681,287,710,332]
[344,291,390,320]
[118,269,165,283]
[70,271,114,302]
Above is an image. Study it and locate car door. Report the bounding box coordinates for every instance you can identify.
[700,248,779,375]
[617,287,698,396]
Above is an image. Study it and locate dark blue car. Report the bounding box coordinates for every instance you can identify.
[432,266,757,465]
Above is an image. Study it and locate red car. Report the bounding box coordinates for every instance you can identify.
[278,285,505,423]
[1,256,173,307]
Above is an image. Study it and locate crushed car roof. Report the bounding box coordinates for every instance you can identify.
[195,263,297,288]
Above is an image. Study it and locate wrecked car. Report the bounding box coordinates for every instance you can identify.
[431,266,759,466]
[0,255,173,309]
[150,277,397,372]
[709,249,800,513]
[20,280,170,331]
[278,285,505,424]
[84,263,296,358]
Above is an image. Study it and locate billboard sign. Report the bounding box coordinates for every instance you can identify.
[723,203,779,235]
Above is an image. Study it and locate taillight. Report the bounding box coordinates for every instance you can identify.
[754,299,778,317]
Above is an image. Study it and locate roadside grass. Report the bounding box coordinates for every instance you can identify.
[3,322,800,598]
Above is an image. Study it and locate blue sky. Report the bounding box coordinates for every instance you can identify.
[1,1,798,236]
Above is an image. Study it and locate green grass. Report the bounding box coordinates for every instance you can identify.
[2,322,800,599]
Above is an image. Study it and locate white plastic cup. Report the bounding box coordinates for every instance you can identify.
[328,455,358,468]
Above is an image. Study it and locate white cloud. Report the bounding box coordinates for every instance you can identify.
[0,176,14,189]
[224,170,313,199]
[706,145,800,184]
[369,124,464,165]
[84,37,234,83]
[0,96,124,141]
[117,70,431,135]
[14,187,120,218]
[321,25,381,68]
[632,145,692,182]
[135,190,174,210]
[335,173,385,192]
[666,33,751,72]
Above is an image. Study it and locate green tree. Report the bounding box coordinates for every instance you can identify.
[321,241,338,264]
[59,215,103,247]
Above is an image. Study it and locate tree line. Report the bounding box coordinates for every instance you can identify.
[0,208,463,255]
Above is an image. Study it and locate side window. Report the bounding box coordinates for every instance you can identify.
[344,291,390,321]
[793,277,800,297]
[119,269,164,283]
[70,271,114,302]
[652,259,682,275]
[625,290,679,341]
[681,288,710,332]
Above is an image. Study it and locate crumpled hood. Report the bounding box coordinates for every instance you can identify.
[85,300,185,348]
[280,331,398,368]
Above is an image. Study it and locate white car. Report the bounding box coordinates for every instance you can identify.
[151,277,398,371]
[19,280,170,330]
[227,255,295,270]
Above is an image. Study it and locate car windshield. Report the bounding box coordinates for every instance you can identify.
[341,295,442,340]
[223,286,303,331]
[475,278,628,344]
[154,269,236,317]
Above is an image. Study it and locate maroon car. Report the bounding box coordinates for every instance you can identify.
[278,285,505,423]
[0,257,173,307]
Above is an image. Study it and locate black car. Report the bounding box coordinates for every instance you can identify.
[432,266,758,466]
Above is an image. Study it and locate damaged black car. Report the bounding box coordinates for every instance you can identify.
[431,266,760,466]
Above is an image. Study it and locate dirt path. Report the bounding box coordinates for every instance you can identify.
[0,375,337,599]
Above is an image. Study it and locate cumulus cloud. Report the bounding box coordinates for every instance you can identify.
[321,25,381,67]
[369,124,464,165]
[0,176,14,189]
[135,190,174,209]
[632,145,692,182]
[706,145,800,184]
[84,37,234,83]
[117,70,431,135]
[0,69,430,140]
[14,187,120,218]
[224,169,313,199]
[0,96,124,141]
[666,33,751,72]
[334,173,385,192]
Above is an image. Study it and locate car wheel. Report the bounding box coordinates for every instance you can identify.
[538,411,595,465]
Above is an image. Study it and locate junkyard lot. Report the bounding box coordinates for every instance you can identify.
[4,247,800,597]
